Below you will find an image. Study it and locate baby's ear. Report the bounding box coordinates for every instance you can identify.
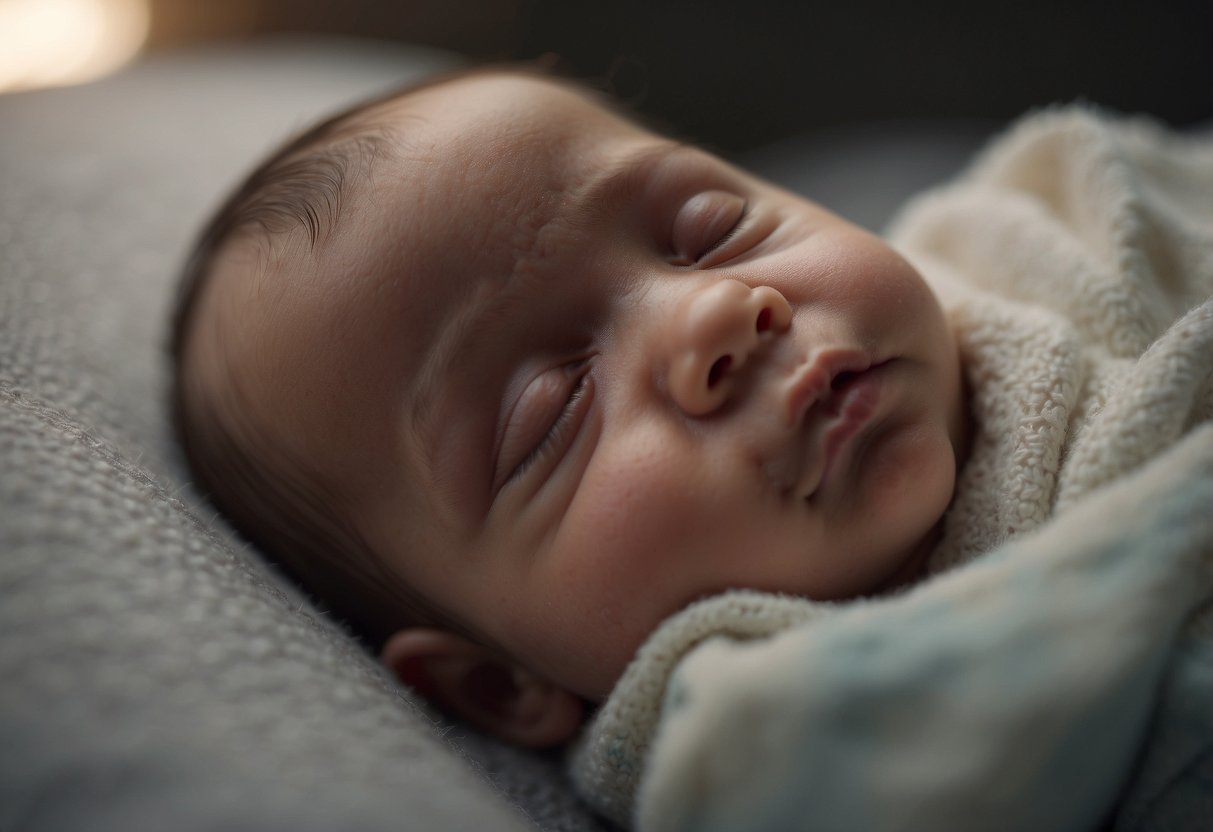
[381,628,584,748]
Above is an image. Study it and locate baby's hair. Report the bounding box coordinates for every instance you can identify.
[170,68,501,650]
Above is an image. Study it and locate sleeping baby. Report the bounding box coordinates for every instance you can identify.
[171,67,1213,830]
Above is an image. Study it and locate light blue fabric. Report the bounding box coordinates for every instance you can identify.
[637,426,1213,832]
[1116,606,1213,829]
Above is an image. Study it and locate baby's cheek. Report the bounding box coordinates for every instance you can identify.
[832,231,942,332]
[554,440,714,620]
[861,423,956,543]
[532,465,698,699]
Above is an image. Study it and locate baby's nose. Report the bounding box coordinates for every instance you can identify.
[665,280,792,416]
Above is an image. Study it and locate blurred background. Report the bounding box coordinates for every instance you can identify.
[2,0,1211,152]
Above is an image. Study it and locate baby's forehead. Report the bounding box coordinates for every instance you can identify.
[381,72,643,174]
[334,73,659,276]
[204,72,656,390]
[196,81,605,386]
[406,70,620,127]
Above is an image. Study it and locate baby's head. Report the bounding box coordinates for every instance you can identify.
[172,68,969,746]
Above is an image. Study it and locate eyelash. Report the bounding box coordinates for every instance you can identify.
[704,202,748,259]
[686,201,749,266]
[509,370,590,483]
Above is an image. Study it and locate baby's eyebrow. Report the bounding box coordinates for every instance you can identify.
[576,141,689,219]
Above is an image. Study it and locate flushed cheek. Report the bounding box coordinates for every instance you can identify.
[853,421,956,546]
[809,230,933,312]
[519,467,714,699]
[554,442,736,621]
[760,232,922,358]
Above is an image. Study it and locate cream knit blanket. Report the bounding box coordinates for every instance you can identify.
[569,107,1213,831]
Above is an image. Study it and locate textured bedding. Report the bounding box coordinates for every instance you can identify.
[570,108,1213,831]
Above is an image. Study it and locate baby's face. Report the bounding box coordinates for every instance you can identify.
[197,73,967,701]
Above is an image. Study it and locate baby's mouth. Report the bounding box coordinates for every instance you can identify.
[788,359,888,501]
[782,348,872,428]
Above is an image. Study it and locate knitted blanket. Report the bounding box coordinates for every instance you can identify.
[569,108,1213,831]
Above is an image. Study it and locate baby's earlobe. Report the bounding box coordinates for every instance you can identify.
[381,628,584,748]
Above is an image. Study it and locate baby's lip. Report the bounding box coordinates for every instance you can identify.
[775,356,888,501]
[782,348,872,428]
[804,365,886,498]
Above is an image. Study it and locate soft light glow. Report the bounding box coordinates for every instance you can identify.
[0,0,150,92]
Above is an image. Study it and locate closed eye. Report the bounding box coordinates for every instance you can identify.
[506,368,592,486]
[671,190,748,265]
[697,204,748,261]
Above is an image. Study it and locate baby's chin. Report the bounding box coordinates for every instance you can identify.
[874,521,943,596]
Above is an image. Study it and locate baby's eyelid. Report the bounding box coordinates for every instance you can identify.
[670,190,748,265]
[697,201,749,262]
[497,359,594,491]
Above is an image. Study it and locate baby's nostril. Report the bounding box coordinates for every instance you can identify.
[755,307,772,333]
[832,370,858,390]
[708,355,732,388]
